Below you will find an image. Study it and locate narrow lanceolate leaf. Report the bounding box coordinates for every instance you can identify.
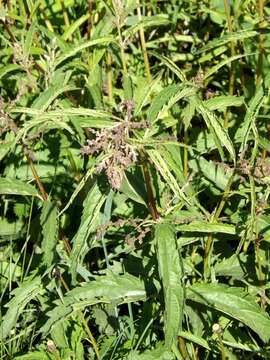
[204,95,244,111]
[147,84,180,123]
[134,73,162,116]
[70,182,106,284]
[147,85,196,126]
[32,83,77,112]
[0,64,23,79]
[128,345,174,360]
[147,149,190,206]
[55,36,115,66]
[0,178,41,198]
[124,15,170,37]
[155,224,184,349]
[203,54,252,80]
[1,277,42,340]
[175,221,235,234]
[195,99,235,162]
[239,87,264,153]
[40,201,59,268]
[186,283,270,343]
[14,351,54,360]
[40,273,146,335]
[149,51,186,81]
[62,13,90,40]
[194,30,257,55]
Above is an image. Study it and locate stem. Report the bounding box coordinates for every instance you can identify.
[79,312,100,359]
[1,108,49,201]
[178,336,190,359]
[28,156,48,201]
[60,0,70,29]
[256,0,264,88]
[107,52,113,103]
[136,0,152,82]
[217,333,226,360]
[142,161,159,221]
[183,130,188,179]
[87,0,93,39]
[60,275,100,359]
[223,0,235,127]
[204,171,235,279]
[39,6,54,33]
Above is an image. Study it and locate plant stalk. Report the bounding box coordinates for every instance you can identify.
[136,0,152,82]
[223,0,235,127]
[204,171,235,279]
[142,161,159,221]
[256,0,264,88]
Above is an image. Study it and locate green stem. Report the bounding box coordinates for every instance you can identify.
[256,0,264,88]
[107,52,113,103]
[142,161,159,220]
[60,0,70,29]
[183,130,188,179]
[60,276,100,359]
[204,171,235,279]
[87,0,93,39]
[116,22,127,74]
[136,0,152,82]
[223,0,235,127]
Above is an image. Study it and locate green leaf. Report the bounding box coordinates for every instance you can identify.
[178,331,210,351]
[70,182,106,284]
[24,20,37,58]
[134,74,162,116]
[147,84,179,123]
[214,254,247,278]
[0,218,24,239]
[147,85,196,126]
[31,71,77,111]
[155,224,184,349]
[1,277,42,340]
[239,87,264,153]
[175,221,235,234]
[195,98,235,162]
[0,64,23,79]
[40,201,59,268]
[40,272,146,335]
[189,157,232,191]
[186,283,270,342]
[120,171,148,205]
[203,54,252,80]
[14,352,53,360]
[55,36,114,67]
[128,345,174,360]
[147,149,190,206]
[62,14,90,41]
[204,95,244,111]
[149,51,186,81]
[0,132,16,161]
[124,15,170,37]
[194,30,258,55]
[0,177,41,198]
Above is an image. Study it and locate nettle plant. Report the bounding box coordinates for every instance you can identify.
[1,0,270,359]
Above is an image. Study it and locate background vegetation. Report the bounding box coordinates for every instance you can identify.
[1,0,270,359]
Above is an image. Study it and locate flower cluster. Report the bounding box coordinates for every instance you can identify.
[81,111,149,189]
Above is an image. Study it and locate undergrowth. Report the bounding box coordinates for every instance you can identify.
[1,0,270,359]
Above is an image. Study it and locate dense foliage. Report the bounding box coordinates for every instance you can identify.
[1,0,270,359]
